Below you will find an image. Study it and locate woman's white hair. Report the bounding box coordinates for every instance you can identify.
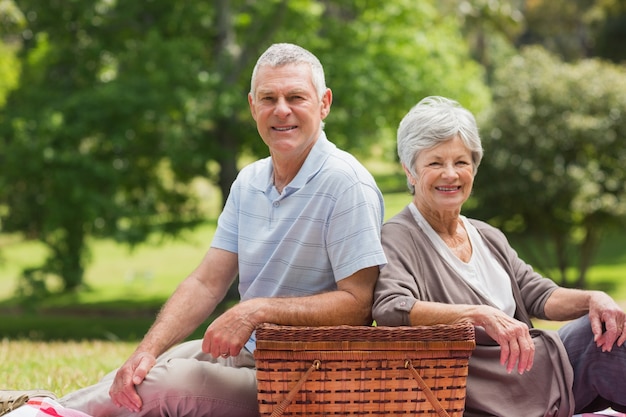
[397,96,484,194]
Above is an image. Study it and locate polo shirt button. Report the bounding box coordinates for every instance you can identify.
[273,201,280,207]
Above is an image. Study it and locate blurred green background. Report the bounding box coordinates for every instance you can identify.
[1,0,626,340]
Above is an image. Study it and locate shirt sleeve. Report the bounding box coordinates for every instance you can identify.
[326,180,387,281]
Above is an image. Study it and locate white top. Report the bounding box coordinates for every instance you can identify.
[409,203,516,316]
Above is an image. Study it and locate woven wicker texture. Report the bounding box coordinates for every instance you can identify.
[255,323,476,416]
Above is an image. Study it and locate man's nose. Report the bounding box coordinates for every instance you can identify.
[273,97,291,117]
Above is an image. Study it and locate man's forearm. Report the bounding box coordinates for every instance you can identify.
[252,291,370,327]
[136,276,225,357]
[248,267,378,327]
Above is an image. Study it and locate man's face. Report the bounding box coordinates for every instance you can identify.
[248,63,331,158]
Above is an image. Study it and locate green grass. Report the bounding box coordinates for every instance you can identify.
[1,222,217,306]
[1,339,135,396]
[0,223,220,341]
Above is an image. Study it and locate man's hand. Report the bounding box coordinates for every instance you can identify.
[109,352,157,412]
[479,306,535,375]
[201,299,260,358]
[588,291,626,352]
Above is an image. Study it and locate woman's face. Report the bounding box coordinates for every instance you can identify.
[406,135,474,215]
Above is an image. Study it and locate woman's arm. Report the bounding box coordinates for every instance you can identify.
[544,287,626,351]
[408,300,535,375]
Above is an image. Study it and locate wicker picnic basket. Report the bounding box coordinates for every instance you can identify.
[254,323,476,417]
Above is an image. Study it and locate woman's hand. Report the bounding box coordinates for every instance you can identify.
[588,291,626,352]
[545,288,626,352]
[477,306,535,374]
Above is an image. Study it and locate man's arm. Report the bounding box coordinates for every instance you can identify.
[543,287,626,352]
[109,247,238,412]
[202,265,379,358]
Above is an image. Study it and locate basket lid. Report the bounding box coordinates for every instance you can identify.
[255,323,475,351]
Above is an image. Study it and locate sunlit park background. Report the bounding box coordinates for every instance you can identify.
[2,0,626,394]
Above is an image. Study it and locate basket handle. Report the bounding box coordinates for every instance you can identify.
[270,360,321,417]
[405,359,451,417]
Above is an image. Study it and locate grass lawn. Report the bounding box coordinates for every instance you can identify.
[0,222,220,341]
[1,339,135,396]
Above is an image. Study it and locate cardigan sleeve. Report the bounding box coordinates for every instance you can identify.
[372,218,420,326]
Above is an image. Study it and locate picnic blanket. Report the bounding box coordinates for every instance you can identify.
[4,398,92,417]
[6,396,624,417]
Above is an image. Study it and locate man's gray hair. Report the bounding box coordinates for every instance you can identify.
[397,96,484,194]
[250,43,327,100]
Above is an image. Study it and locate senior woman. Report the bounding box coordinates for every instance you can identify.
[372,96,626,417]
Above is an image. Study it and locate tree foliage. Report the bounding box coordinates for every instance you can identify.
[0,0,23,106]
[0,0,489,293]
[467,46,626,288]
[520,0,626,62]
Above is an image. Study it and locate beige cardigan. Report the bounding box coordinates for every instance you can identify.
[372,205,575,417]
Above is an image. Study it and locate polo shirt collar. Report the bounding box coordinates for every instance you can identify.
[252,131,334,195]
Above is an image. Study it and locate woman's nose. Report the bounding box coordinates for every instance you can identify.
[442,164,459,178]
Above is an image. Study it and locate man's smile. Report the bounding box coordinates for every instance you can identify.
[273,126,297,131]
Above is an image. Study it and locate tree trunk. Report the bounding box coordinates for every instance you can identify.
[575,226,600,289]
[215,121,239,208]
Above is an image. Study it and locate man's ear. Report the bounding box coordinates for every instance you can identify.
[248,93,257,121]
[320,88,332,120]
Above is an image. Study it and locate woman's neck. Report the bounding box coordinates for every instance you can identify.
[416,203,461,237]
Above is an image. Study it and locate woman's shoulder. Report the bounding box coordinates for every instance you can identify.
[383,205,414,227]
[466,217,495,230]
[466,217,510,246]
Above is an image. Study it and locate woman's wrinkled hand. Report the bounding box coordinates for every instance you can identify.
[588,291,626,352]
[479,307,535,375]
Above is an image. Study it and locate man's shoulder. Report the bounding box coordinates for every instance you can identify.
[238,156,271,175]
[233,156,272,188]
[322,147,379,188]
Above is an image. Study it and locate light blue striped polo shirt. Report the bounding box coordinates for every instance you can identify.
[211,132,387,301]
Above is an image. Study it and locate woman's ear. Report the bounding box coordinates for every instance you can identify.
[402,163,415,186]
